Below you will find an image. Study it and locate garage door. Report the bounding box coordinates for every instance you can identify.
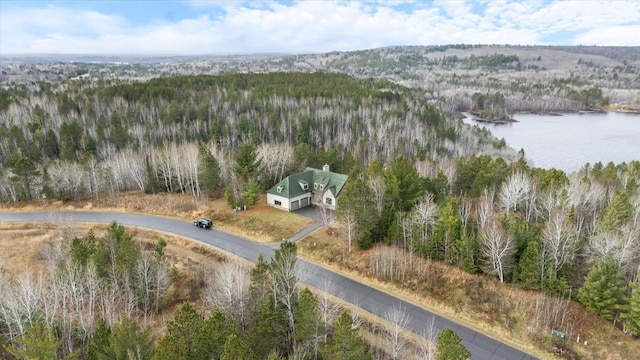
[300,197,309,207]
[290,200,300,210]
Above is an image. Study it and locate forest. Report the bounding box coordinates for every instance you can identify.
[1,69,639,359]
[1,221,408,359]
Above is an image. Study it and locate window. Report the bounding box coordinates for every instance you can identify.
[325,197,332,205]
[302,183,308,190]
[319,184,324,190]
[314,183,318,190]
[275,200,282,206]
[277,186,283,193]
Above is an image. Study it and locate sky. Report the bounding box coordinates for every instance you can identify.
[1,0,639,55]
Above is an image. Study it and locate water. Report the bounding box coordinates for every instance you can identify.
[463,112,640,173]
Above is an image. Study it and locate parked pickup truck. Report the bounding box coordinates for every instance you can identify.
[193,218,213,229]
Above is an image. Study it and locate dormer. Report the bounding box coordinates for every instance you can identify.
[298,180,309,191]
[277,186,284,193]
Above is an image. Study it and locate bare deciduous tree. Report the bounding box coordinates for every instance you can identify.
[413,193,438,247]
[542,208,578,273]
[203,261,251,329]
[475,189,494,229]
[480,220,515,283]
[499,171,532,213]
[341,210,358,253]
[384,305,410,360]
[414,316,438,360]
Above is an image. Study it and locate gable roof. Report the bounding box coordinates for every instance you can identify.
[267,167,348,199]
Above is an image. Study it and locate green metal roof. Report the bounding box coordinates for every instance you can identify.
[267,166,348,200]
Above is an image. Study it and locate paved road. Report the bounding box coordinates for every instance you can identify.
[0,211,537,360]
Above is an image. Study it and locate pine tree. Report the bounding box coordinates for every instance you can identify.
[199,144,221,198]
[243,179,261,206]
[6,324,66,360]
[152,303,204,360]
[225,186,237,208]
[295,288,319,346]
[233,143,261,181]
[577,260,625,321]
[220,334,253,360]
[436,328,471,360]
[336,178,376,246]
[622,281,640,336]
[110,317,154,360]
[518,240,542,289]
[9,155,40,200]
[322,312,369,360]
[198,309,239,360]
[87,319,113,360]
[250,298,286,358]
[384,156,426,211]
[599,191,633,232]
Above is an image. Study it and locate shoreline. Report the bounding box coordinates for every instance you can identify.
[459,108,640,122]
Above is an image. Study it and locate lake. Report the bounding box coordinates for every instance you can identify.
[462,112,640,173]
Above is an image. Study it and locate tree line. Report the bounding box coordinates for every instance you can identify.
[337,156,640,336]
[0,72,512,203]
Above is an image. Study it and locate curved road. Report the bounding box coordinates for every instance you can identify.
[1,211,537,360]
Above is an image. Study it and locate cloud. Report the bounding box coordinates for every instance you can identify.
[1,0,638,55]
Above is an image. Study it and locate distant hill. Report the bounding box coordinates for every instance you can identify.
[2,45,639,113]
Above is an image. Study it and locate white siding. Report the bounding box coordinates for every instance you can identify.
[267,193,291,210]
[268,193,312,211]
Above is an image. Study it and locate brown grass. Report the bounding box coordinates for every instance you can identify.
[1,192,312,244]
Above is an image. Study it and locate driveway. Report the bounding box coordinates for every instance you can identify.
[0,211,537,360]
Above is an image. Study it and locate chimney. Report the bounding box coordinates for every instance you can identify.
[322,163,330,172]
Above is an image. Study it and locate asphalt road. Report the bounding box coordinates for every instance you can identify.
[0,211,538,360]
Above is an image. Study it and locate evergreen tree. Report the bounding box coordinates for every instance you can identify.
[110,317,154,360]
[622,281,640,336]
[225,186,238,208]
[6,324,68,360]
[384,156,425,211]
[599,191,633,232]
[233,143,261,181]
[250,297,286,358]
[295,288,319,346]
[577,260,625,321]
[199,144,221,198]
[336,178,377,248]
[428,198,462,263]
[9,155,40,200]
[322,312,369,360]
[43,129,59,159]
[87,319,113,360]
[198,309,239,360]
[243,179,261,206]
[112,222,141,278]
[220,334,252,360]
[517,240,542,290]
[152,303,204,360]
[436,328,471,360]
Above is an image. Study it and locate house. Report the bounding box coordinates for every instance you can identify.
[267,164,348,211]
